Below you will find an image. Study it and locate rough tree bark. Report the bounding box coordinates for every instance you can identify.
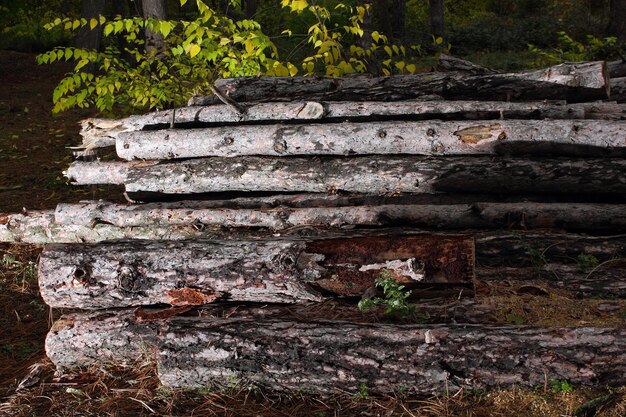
[188,61,609,105]
[64,157,626,196]
[608,0,626,41]
[52,201,626,232]
[76,100,626,154]
[157,319,626,393]
[3,202,625,244]
[76,0,106,52]
[141,0,167,56]
[38,235,474,308]
[115,119,626,160]
[429,0,445,38]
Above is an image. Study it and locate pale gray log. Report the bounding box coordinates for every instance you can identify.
[64,157,626,195]
[115,119,626,160]
[157,319,626,393]
[79,101,626,152]
[438,53,498,75]
[0,210,240,244]
[187,61,610,105]
[53,201,626,233]
[37,299,505,370]
[45,311,158,371]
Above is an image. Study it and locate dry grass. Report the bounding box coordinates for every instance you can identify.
[1,360,625,417]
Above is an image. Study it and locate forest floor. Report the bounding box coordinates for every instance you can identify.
[0,50,625,416]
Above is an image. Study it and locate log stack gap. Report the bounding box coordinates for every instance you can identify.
[2,56,626,395]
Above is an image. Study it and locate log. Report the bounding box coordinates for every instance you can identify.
[45,299,500,371]
[157,319,626,393]
[3,201,625,244]
[54,201,626,233]
[475,232,626,266]
[64,157,626,196]
[46,310,159,371]
[477,266,626,298]
[611,77,626,102]
[437,53,498,75]
[608,60,626,78]
[187,62,609,106]
[78,101,626,153]
[116,119,626,160]
[38,235,475,309]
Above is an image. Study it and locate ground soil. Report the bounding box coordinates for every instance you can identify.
[0,50,624,416]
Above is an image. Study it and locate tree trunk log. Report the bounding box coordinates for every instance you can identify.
[54,201,626,232]
[608,60,626,78]
[157,319,626,393]
[187,62,609,106]
[611,77,626,102]
[116,119,626,160]
[429,0,445,38]
[38,234,474,308]
[78,100,626,152]
[437,54,497,75]
[475,232,626,266]
[64,157,626,196]
[2,203,625,242]
[477,266,626,298]
[45,311,159,371]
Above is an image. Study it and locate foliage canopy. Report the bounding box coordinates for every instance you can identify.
[36,0,423,115]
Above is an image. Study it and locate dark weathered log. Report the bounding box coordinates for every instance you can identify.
[38,235,474,308]
[612,77,626,102]
[477,266,626,298]
[64,157,626,196]
[45,298,501,370]
[116,119,626,160]
[157,319,626,393]
[0,209,242,243]
[608,60,626,78]
[188,62,609,106]
[437,53,498,75]
[475,232,626,266]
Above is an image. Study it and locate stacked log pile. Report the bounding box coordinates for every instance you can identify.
[2,57,626,395]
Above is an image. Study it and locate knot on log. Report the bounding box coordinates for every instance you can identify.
[117,263,149,294]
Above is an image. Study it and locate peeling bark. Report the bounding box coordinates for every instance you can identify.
[157,319,626,394]
[64,157,626,196]
[115,119,626,160]
[38,235,474,309]
[188,62,609,106]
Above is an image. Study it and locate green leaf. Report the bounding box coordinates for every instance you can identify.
[90,18,98,30]
[189,43,201,58]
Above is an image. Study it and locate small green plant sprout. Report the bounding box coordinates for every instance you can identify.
[358,269,415,318]
[576,253,600,272]
[355,382,369,400]
[550,379,573,394]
